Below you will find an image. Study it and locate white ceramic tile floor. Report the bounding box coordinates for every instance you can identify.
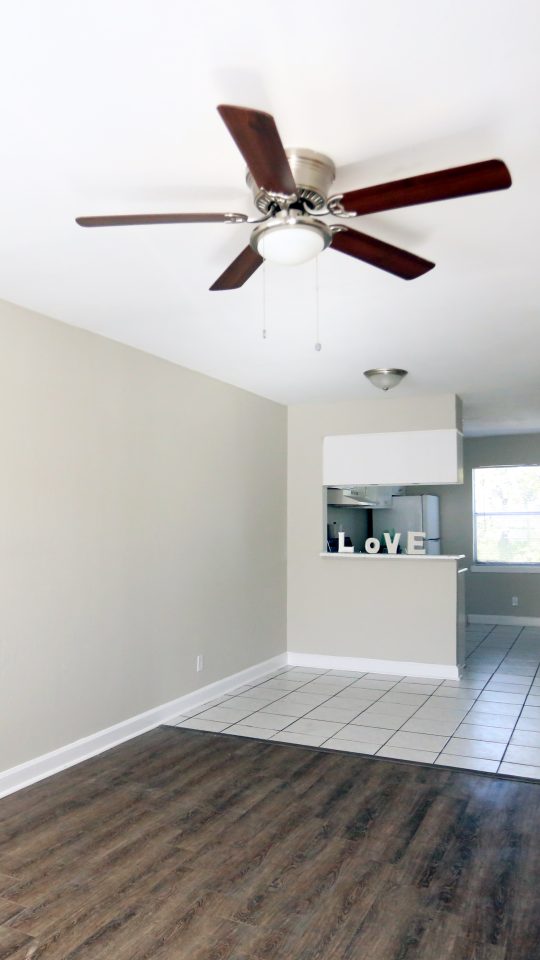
[172,623,540,781]
[323,738,379,754]
[454,722,514,743]
[351,711,410,730]
[272,730,327,747]
[441,737,506,762]
[401,717,461,736]
[510,729,540,747]
[226,724,275,739]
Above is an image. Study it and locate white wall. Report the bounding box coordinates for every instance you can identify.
[287,394,462,662]
[0,299,287,771]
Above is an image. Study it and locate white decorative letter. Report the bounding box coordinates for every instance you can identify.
[383,532,401,554]
[365,537,381,554]
[407,531,426,555]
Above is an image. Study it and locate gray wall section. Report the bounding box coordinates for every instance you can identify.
[327,506,369,552]
[0,299,287,772]
[406,434,540,617]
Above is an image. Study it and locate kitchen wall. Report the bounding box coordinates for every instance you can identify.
[0,299,287,772]
[287,394,462,662]
[407,434,540,619]
[327,505,369,552]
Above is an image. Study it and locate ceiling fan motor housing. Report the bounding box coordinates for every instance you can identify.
[246,148,336,213]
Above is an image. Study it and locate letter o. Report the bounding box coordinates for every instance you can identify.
[365,537,381,554]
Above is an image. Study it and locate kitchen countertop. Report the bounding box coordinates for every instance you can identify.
[320,552,466,561]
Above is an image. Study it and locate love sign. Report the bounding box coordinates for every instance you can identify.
[337,530,426,555]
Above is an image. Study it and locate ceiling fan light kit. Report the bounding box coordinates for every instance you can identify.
[364,368,408,392]
[251,212,333,265]
[76,103,512,291]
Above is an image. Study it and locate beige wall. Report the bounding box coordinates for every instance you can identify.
[6,297,534,775]
[287,394,462,663]
[0,299,287,772]
[290,557,464,668]
[410,434,540,618]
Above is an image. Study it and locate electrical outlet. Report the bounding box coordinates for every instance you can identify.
[196,654,204,672]
[512,596,519,607]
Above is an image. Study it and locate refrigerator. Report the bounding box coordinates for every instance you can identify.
[372,495,441,555]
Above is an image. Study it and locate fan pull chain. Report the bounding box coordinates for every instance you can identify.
[262,256,267,340]
[314,256,322,352]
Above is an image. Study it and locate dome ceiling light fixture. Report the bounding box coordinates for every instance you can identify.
[250,210,333,266]
[76,104,512,291]
[364,368,408,392]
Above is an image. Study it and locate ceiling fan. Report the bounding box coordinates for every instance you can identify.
[76,105,512,290]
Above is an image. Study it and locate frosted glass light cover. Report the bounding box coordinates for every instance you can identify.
[363,368,408,391]
[257,222,326,265]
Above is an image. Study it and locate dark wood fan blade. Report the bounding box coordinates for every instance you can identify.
[76,212,248,227]
[210,245,263,291]
[331,227,435,280]
[338,160,512,216]
[217,105,296,195]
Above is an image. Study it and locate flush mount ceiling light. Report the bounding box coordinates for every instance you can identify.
[250,211,333,266]
[364,368,408,391]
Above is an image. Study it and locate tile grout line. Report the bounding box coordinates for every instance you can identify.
[431,626,525,769]
[329,625,526,763]
[369,626,500,762]
[250,671,440,745]
[233,672,407,743]
[439,626,540,771]
[496,628,539,771]
[182,666,411,740]
[175,622,540,775]
[213,667,457,749]
[267,671,426,744]
[186,625,493,747]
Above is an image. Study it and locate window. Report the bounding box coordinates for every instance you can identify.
[473,465,540,565]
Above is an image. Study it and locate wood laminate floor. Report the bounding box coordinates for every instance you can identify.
[0,726,539,960]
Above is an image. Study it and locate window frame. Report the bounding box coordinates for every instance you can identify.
[472,464,540,571]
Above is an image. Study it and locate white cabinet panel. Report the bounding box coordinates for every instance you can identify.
[323,429,463,486]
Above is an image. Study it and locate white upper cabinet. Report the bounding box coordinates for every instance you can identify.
[323,429,463,487]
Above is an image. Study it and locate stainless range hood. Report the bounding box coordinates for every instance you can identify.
[327,488,378,508]
[326,486,405,509]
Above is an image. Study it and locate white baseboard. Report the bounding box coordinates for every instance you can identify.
[468,614,540,627]
[0,653,287,800]
[287,651,460,680]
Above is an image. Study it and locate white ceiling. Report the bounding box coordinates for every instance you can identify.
[0,0,539,435]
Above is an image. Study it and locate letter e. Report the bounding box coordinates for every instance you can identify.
[407,531,426,555]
